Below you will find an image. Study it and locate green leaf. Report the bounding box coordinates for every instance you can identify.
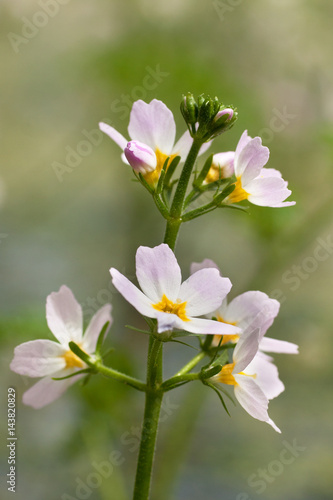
[68,341,92,365]
[205,382,231,416]
[95,321,110,355]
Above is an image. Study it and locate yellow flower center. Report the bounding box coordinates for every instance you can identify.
[143,149,178,187]
[226,177,249,203]
[217,362,237,385]
[152,294,189,321]
[204,164,229,184]
[213,316,240,347]
[62,347,85,369]
[217,362,257,386]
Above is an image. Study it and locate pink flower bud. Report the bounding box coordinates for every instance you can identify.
[214,108,234,122]
[124,141,157,175]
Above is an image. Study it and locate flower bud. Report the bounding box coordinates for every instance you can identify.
[124,141,157,175]
[214,108,234,123]
[204,152,235,184]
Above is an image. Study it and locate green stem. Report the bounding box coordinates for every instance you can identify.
[163,138,204,251]
[132,337,163,500]
[174,351,206,377]
[94,362,146,392]
[170,138,204,219]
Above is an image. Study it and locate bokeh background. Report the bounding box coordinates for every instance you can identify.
[1,1,333,499]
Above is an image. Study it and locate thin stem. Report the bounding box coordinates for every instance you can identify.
[161,372,200,392]
[163,219,182,251]
[174,351,206,377]
[170,138,204,219]
[94,361,146,392]
[132,337,163,500]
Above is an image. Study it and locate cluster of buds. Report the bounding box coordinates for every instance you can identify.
[180,92,238,141]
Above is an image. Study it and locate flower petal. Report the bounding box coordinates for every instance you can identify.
[110,268,153,317]
[224,291,279,336]
[183,317,241,336]
[235,137,269,185]
[245,352,285,400]
[267,418,281,433]
[233,328,260,373]
[22,371,83,409]
[172,130,193,159]
[99,122,128,150]
[259,337,299,354]
[190,258,219,275]
[234,130,252,161]
[136,244,181,303]
[155,311,184,333]
[179,269,231,317]
[128,99,176,154]
[246,176,295,207]
[82,304,113,354]
[10,340,66,377]
[46,285,83,347]
[233,375,269,422]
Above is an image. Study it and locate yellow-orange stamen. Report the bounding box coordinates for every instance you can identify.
[152,294,189,322]
[62,348,85,369]
[226,177,249,203]
[213,316,240,346]
[143,149,178,187]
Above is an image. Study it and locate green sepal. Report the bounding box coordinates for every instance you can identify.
[221,203,250,213]
[200,364,222,380]
[138,172,155,194]
[95,321,110,355]
[204,381,231,416]
[69,341,93,366]
[52,368,94,380]
[194,153,214,187]
[156,157,169,194]
[164,155,181,189]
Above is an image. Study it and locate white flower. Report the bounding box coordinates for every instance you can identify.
[191,259,299,355]
[10,286,112,409]
[99,99,210,185]
[213,130,295,207]
[110,244,240,336]
[212,328,281,432]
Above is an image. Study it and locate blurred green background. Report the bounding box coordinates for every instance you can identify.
[1,1,333,499]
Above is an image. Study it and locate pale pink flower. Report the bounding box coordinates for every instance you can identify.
[10,286,112,409]
[110,244,240,336]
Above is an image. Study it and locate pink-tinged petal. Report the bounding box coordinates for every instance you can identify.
[233,329,260,373]
[183,317,241,336]
[136,244,181,303]
[233,375,269,422]
[128,99,176,154]
[179,269,231,317]
[46,286,83,347]
[225,291,279,336]
[82,304,113,354]
[172,130,193,159]
[234,130,252,163]
[236,137,270,185]
[124,141,157,175]
[155,311,184,333]
[246,176,295,207]
[190,258,220,275]
[259,337,299,354]
[267,418,281,433]
[245,352,285,400]
[22,371,83,409]
[99,122,128,150]
[211,152,235,178]
[110,269,153,317]
[10,340,66,377]
[259,168,283,179]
